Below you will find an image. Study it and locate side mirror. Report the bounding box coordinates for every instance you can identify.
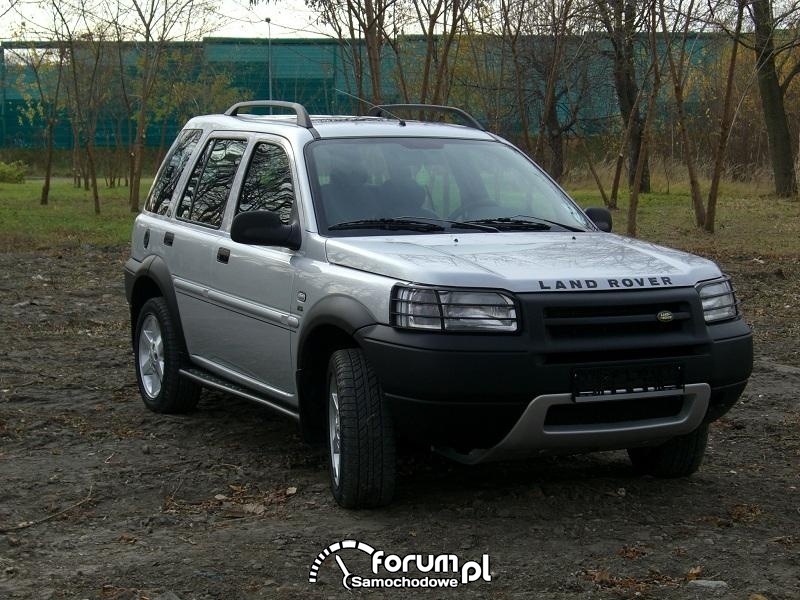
[585,207,612,232]
[231,210,301,250]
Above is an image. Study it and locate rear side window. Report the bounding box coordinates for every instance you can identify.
[144,129,202,215]
[176,138,247,228]
[237,142,295,224]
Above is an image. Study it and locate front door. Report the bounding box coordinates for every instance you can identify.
[202,139,299,402]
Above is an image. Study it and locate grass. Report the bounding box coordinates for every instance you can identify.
[569,189,800,261]
[0,178,147,251]
[0,176,798,261]
[563,158,800,260]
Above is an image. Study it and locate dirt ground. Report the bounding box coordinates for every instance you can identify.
[0,246,798,600]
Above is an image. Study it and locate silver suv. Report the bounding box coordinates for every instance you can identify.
[124,101,753,508]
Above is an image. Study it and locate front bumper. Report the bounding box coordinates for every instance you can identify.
[437,384,710,464]
[355,309,752,452]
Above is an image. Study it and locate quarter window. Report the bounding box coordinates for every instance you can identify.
[177,138,247,228]
[144,129,201,215]
[237,142,295,224]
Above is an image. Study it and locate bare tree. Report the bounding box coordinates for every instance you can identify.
[704,0,746,232]
[746,0,798,196]
[109,0,219,212]
[303,0,399,106]
[658,0,706,226]
[593,0,653,193]
[498,0,534,152]
[404,0,472,105]
[51,0,111,215]
[1,0,20,20]
[11,40,66,205]
[627,0,661,236]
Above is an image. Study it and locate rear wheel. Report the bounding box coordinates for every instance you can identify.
[326,348,395,508]
[628,424,709,478]
[134,297,200,414]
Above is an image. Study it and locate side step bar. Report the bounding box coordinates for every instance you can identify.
[179,367,300,421]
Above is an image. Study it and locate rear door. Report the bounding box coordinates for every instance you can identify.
[170,135,248,365]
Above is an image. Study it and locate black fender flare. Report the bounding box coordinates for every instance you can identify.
[295,294,377,442]
[296,294,377,369]
[124,255,185,349]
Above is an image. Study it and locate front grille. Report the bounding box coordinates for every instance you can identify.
[544,395,684,427]
[544,300,691,339]
[521,289,708,365]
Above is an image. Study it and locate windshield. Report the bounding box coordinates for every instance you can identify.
[305,138,593,235]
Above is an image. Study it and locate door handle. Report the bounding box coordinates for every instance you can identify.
[164,231,174,246]
[217,248,230,264]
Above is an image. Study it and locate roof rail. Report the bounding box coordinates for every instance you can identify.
[224,101,314,129]
[367,104,485,131]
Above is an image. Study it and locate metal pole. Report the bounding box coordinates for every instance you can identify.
[0,43,6,147]
[266,18,272,103]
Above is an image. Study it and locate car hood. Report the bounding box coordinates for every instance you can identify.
[324,232,721,292]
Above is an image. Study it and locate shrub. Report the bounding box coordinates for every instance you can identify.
[0,161,27,183]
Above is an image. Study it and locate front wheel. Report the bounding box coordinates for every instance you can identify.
[327,348,395,508]
[134,297,200,414]
[627,424,709,478]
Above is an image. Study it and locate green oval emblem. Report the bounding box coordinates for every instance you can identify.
[657,310,674,323]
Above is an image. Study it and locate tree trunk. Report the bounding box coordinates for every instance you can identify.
[751,0,798,197]
[659,1,705,226]
[363,0,383,104]
[41,120,55,206]
[608,0,651,193]
[510,39,533,153]
[578,138,610,206]
[609,86,644,209]
[545,99,565,181]
[129,105,147,213]
[72,127,83,188]
[705,1,745,233]
[86,134,100,215]
[627,9,661,236]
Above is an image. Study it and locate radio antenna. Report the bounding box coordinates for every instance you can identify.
[334,88,406,127]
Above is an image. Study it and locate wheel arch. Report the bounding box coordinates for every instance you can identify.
[295,296,377,443]
[127,255,185,350]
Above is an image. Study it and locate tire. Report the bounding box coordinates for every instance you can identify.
[326,348,396,508]
[627,424,709,478]
[134,297,200,414]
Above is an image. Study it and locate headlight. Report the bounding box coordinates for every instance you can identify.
[697,277,739,323]
[392,286,519,332]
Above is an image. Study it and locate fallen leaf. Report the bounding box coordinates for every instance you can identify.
[586,569,613,585]
[214,494,228,501]
[286,486,297,496]
[729,504,762,523]
[686,566,703,581]
[242,503,266,515]
[618,545,647,560]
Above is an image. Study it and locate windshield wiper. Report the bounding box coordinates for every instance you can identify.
[464,215,585,232]
[509,215,586,232]
[328,218,445,232]
[463,218,551,231]
[392,215,500,232]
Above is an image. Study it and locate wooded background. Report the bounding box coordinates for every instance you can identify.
[1,0,798,233]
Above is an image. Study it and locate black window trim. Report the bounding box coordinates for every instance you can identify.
[175,135,249,230]
[144,128,203,217]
